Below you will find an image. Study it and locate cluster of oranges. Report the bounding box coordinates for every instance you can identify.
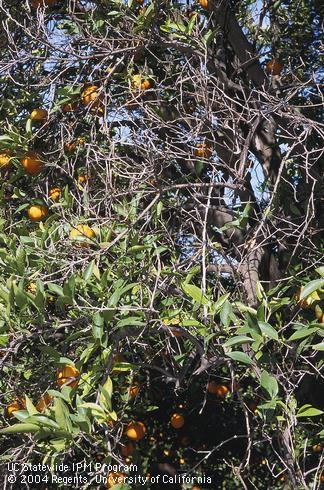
[1,105,97,242]
[6,393,52,417]
[6,364,79,417]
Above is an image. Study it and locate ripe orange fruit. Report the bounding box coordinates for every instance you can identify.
[78,174,89,184]
[266,59,283,76]
[56,364,80,388]
[0,151,12,168]
[135,0,144,4]
[312,443,322,453]
[129,383,140,398]
[194,143,212,158]
[199,0,208,8]
[120,441,135,457]
[81,85,104,112]
[30,108,48,121]
[36,393,53,412]
[106,472,126,488]
[192,486,201,490]
[126,421,146,441]
[62,101,78,113]
[207,381,229,397]
[170,413,185,429]
[27,205,48,222]
[132,74,152,91]
[7,398,26,417]
[48,187,61,201]
[64,137,85,153]
[69,224,95,247]
[21,151,43,175]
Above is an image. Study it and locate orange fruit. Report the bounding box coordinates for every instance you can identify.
[129,383,140,398]
[7,398,26,417]
[266,59,283,76]
[36,393,53,412]
[170,413,185,429]
[106,472,126,488]
[312,443,322,453]
[62,101,78,113]
[56,364,80,388]
[199,0,208,8]
[64,137,85,153]
[132,74,152,91]
[27,205,48,222]
[126,421,146,441]
[207,381,229,397]
[81,85,104,112]
[21,151,43,175]
[30,108,48,121]
[69,224,95,247]
[120,441,135,457]
[135,0,144,4]
[194,143,212,158]
[0,151,12,168]
[48,187,61,201]
[192,486,201,490]
[78,174,89,184]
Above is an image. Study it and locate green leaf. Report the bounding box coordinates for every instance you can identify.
[47,283,64,296]
[99,377,113,412]
[296,404,323,418]
[213,293,230,312]
[92,312,104,340]
[220,300,234,328]
[223,336,253,347]
[256,281,266,302]
[0,423,39,434]
[54,398,72,432]
[316,266,324,277]
[299,279,324,300]
[226,351,253,365]
[260,370,278,399]
[312,342,324,351]
[15,246,26,275]
[181,283,209,305]
[25,396,39,416]
[83,260,95,281]
[258,322,279,341]
[288,327,319,341]
[116,317,145,328]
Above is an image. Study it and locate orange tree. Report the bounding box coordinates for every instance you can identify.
[0,0,323,489]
